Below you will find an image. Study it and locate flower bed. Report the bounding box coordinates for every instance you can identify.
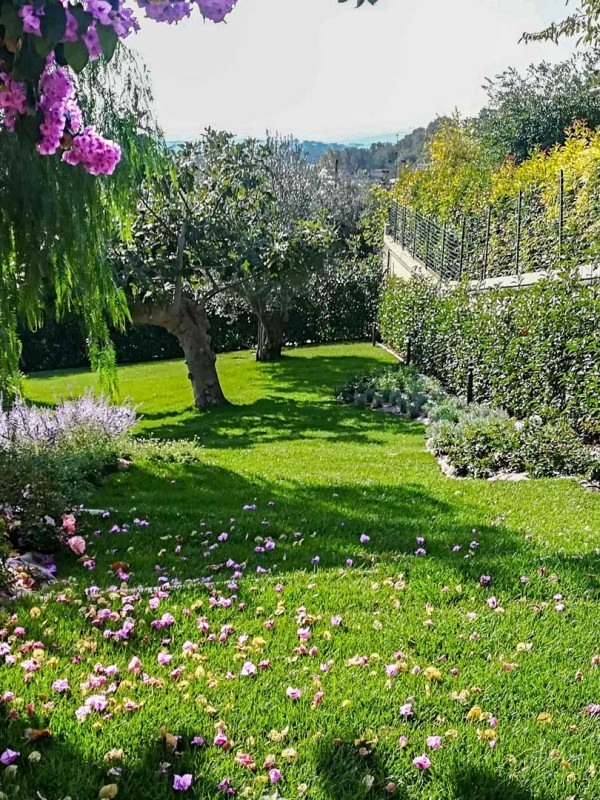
[336,365,600,481]
[0,392,137,592]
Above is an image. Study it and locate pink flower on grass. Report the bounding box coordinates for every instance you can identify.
[360,534,370,544]
[426,735,442,750]
[68,536,86,555]
[331,616,343,627]
[62,514,76,534]
[400,703,413,718]
[413,754,431,770]
[173,774,193,791]
[128,656,142,675]
[286,687,302,700]
[240,661,257,677]
[51,679,69,693]
[269,768,282,783]
[0,749,19,765]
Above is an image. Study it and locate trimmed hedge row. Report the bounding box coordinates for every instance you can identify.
[21,259,382,373]
[378,276,600,440]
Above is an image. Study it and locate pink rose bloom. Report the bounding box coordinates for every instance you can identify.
[68,536,86,555]
[62,514,77,534]
[413,754,431,770]
[173,774,193,791]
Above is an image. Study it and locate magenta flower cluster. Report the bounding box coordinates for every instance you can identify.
[0,0,240,173]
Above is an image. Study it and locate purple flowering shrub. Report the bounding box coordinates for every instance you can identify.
[0,392,137,558]
[0,391,137,450]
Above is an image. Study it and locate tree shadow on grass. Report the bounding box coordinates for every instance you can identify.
[315,745,549,800]
[450,763,546,800]
[137,396,424,450]
[78,459,600,599]
[255,349,390,397]
[0,714,221,800]
[315,738,398,800]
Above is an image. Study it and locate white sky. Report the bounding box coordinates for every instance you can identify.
[129,0,577,143]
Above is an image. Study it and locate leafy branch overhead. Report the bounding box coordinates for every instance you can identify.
[0,0,377,173]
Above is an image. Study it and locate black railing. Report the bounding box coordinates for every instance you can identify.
[387,169,600,281]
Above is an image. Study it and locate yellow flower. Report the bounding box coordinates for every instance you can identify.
[466,705,483,722]
[424,667,442,682]
[537,712,553,725]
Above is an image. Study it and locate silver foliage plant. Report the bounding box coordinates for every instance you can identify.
[0,390,138,451]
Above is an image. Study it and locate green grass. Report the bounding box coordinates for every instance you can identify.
[3,343,600,800]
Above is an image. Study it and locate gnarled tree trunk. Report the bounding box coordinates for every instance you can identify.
[256,308,286,362]
[130,298,227,408]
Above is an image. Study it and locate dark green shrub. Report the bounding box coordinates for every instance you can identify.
[430,408,521,479]
[519,417,598,478]
[378,275,600,440]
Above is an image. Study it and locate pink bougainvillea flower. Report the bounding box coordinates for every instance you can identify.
[269,767,282,783]
[214,731,231,750]
[584,703,600,716]
[286,687,301,700]
[68,536,86,555]
[128,656,142,675]
[426,735,442,750]
[51,679,69,693]
[0,749,19,765]
[330,616,343,627]
[398,735,409,748]
[360,534,370,544]
[235,753,256,770]
[173,773,193,791]
[240,661,257,677]
[412,754,431,770]
[400,703,413,718]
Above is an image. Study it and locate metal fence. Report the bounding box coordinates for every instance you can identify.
[386,169,600,281]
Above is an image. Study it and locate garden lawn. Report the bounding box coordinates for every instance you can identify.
[3,342,600,800]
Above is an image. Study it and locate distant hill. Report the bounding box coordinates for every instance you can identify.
[166,123,444,176]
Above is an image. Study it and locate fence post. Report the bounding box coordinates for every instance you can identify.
[558,169,564,263]
[483,206,492,280]
[412,208,418,257]
[441,224,447,278]
[515,190,523,276]
[401,204,407,247]
[372,323,377,347]
[459,218,467,278]
[425,217,432,267]
[466,367,474,404]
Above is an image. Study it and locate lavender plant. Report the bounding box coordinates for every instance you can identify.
[0,390,137,451]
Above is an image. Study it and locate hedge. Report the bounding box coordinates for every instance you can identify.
[378,275,600,440]
[20,258,382,373]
